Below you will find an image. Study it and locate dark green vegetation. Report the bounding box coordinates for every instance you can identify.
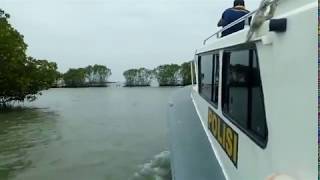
[123,68,152,87]
[180,62,192,86]
[0,9,59,106]
[154,64,181,86]
[62,65,111,87]
[123,63,192,87]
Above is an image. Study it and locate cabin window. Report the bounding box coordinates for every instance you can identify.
[198,53,219,107]
[212,54,219,105]
[250,52,267,138]
[197,56,201,89]
[199,55,213,101]
[222,48,267,145]
[191,60,197,85]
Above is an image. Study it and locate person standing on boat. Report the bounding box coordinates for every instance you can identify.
[217,0,250,37]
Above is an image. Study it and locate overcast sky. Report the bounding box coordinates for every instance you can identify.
[2,0,259,81]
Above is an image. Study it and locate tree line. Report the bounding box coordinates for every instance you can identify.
[61,65,111,88]
[123,62,191,87]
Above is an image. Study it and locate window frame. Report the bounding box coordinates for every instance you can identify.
[191,59,197,85]
[212,54,219,107]
[221,44,268,149]
[197,56,202,93]
[198,51,220,109]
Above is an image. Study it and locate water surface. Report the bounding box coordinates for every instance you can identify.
[0,87,177,180]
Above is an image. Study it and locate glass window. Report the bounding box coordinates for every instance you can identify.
[224,50,249,127]
[199,55,213,101]
[212,55,219,105]
[222,48,267,143]
[250,51,267,138]
[191,60,197,85]
[198,53,220,106]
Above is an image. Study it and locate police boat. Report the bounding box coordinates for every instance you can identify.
[168,0,317,179]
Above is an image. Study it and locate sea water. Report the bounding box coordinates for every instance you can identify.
[0,87,177,180]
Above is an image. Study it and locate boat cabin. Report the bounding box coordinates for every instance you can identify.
[189,0,317,179]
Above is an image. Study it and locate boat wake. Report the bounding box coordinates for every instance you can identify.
[129,151,172,180]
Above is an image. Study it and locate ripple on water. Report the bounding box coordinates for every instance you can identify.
[0,108,60,180]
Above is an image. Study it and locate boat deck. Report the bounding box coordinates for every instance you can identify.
[168,86,226,180]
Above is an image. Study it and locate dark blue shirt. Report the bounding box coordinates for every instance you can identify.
[218,7,250,37]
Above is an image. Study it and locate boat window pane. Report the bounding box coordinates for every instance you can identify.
[226,50,249,127]
[198,56,201,87]
[191,61,197,85]
[212,55,219,105]
[250,50,267,138]
[199,55,213,101]
[222,47,267,144]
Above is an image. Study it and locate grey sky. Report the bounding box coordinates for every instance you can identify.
[2,0,259,81]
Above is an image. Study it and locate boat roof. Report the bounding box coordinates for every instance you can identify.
[196,28,253,55]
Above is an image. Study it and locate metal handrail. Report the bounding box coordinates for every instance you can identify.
[203,9,258,45]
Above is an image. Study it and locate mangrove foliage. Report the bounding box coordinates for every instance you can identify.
[123,68,152,87]
[62,65,112,87]
[123,62,192,87]
[0,9,59,106]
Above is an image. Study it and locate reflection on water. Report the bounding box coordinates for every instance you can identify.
[0,87,177,180]
[0,109,59,180]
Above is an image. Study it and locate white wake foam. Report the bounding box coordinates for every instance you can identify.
[129,151,172,180]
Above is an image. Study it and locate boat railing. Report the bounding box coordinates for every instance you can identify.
[203,9,258,45]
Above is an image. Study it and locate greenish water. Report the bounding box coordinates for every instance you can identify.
[0,87,177,180]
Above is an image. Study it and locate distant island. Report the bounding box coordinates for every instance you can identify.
[53,62,192,88]
[54,65,112,88]
[123,63,192,87]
